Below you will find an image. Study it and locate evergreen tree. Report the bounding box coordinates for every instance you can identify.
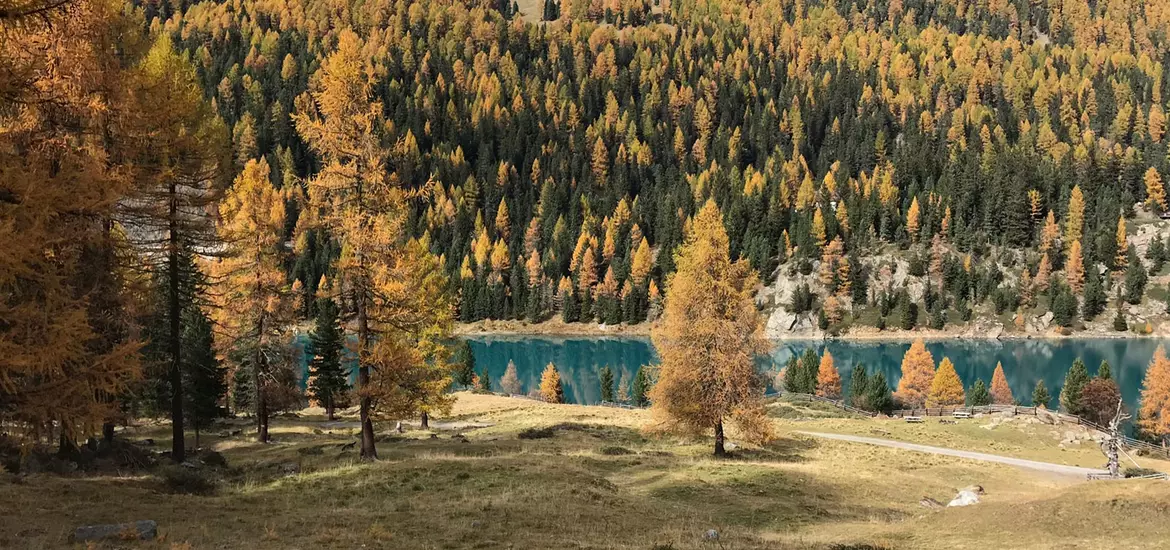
[599,366,615,402]
[865,372,894,414]
[967,379,992,406]
[1082,269,1107,319]
[1097,360,1113,381]
[307,298,347,421]
[184,304,227,448]
[631,367,650,407]
[1032,380,1052,409]
[477,367,492,392]
[452,340,476,388]
[848,364,869,410]
[1060,358,1091,415]
[1124,248,1148,304]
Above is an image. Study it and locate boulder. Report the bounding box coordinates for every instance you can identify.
[947,490,980,507]
[72,520,157,542]
[703,529,719,541]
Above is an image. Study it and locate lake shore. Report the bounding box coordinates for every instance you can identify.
[455,319,1170,340]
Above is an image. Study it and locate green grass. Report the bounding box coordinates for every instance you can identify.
[3,393,1169,549]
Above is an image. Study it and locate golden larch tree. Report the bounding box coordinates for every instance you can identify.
[1115,215,1128,271]
[214,158,292,443]
[895,339,935,407]
[927,357,965,407]
[906,197,921,242]
[1145,168,1168,213]
[1139,346,1170,441]
[0,0,141,449]
[990,362,1014,405]
[1067,239,1085,294]
[649,199,772,456]
[295,29,453,459]
[816,350,842,399]
[540,362,564,403]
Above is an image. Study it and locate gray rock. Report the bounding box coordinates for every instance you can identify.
[703,529,719,541]
[72,520,157,542]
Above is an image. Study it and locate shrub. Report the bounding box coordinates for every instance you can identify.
[599,446,634,455]
[518,427,556,439]
[157,465,218,495]
[1124,467,1161,478]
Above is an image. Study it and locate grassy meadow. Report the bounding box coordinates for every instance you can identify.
[3,394,1169,549]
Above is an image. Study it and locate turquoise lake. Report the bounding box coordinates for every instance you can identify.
[293,334,1170,412]
[461,337,1170,411]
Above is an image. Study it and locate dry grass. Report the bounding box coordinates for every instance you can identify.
[2,392,1168,549]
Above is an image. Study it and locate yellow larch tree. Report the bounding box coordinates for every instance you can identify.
[540,362,564,403]
[630,237,653,286]
[1040,210,1060,254]
[1035,253,1052,293]
[927,357,965,407]
[1139,346,1170,441]
[1144,167,1167,213]
[811,207,827,248]
[816,350,842,399]
[895,339,935,407]
[1067,239,1085,294]
[649,199,773,456]
[214,158,292,443]
[294,30,453,459]
[990,362,1014,405]
[1115,215,1128,271]
[906,196,921,242]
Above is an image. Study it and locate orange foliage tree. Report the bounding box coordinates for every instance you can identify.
[540,362,564,403]
[816,350,842,399]
[895,339,935,407]
[990,362,1014,405]
[927,357,965,407]
[649,199,772,456]
[1139,345,1170,442]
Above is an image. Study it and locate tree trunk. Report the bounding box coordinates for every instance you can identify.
[326,399,335,422]
[714,418,726,457]
[102,422,115,446]
[167,187,185,463]
[420,412,429,430]
[358,297,377,460]
[255,315,269,443]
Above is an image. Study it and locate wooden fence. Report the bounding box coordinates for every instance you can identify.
[770,391,877,417]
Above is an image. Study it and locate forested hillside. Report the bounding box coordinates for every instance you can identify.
[149,0,1170,333]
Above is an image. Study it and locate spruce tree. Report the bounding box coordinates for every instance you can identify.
[849,363,868,410]
[967,379,991,406]
[631,367,650,407]
[307,298,347,421]
[477,367,493,392]
[599,366,615,402]
[452,340,476,388]
[1060,358,1091,415]
[866,372,894,414]
[1097,360,1112,381]
[184,304,226,449]
[1082,269,1107,319]
[1032,380,1052,408]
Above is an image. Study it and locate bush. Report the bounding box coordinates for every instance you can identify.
[1124,467,1161,478]
[518,427,556,439]
[157,464,218,495]
[599,446,634,455]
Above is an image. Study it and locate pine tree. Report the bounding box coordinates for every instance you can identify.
[599,366,615,402]
[648,200,772,455]
[967,379,992,406]
[452,340,476,388]
[184,302,227,449]
[927,357,965,407]
[895,339,935,407]
[1060,358,1091,415]
[990,362,1014,405]
[307,298,347,421]
[501,360,522,395]
[1032,380,1052,409]
[815,350,842,399]
[539,362,564,403]
[849,364,869,410]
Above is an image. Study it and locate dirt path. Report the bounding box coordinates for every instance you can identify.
[798,431,1107,477]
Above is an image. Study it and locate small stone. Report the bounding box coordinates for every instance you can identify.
[72,520,157,542]
[471,521,483,528]
[703,529,719,541]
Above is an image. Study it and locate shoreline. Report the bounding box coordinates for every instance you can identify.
[455,320,1170,341]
